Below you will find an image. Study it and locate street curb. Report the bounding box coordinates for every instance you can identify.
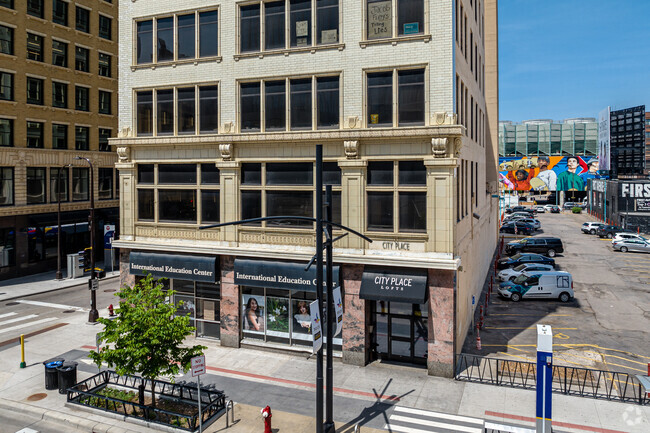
[0,274,121,302]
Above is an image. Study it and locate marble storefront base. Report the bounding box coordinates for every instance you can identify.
[343,349,366,367]
[427,360,454,378]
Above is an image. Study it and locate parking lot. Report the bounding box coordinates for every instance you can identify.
[462,209,650,376]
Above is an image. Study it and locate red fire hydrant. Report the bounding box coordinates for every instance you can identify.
[108,304,115,316]
[261,405,272,433]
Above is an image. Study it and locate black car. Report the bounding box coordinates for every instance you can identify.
[548,205,561,213]
[497,253,556,269]
[505,237,564,257]
[596,225,632,239]
[500,221,535,235]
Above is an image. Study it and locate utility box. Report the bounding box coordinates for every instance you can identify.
[67,254,83,279]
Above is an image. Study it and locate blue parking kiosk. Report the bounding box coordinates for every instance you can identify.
[536,324,553,433]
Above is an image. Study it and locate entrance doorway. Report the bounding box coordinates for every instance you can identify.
[370,301,428,365]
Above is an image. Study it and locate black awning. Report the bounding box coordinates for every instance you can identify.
[130,252,217,282]
[234,259,339,292]
[359,268,428,304]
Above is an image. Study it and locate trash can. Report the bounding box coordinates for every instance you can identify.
[43,357,64,390]
[57,361,78,394]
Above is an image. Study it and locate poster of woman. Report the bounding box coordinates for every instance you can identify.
[242,295,265,333]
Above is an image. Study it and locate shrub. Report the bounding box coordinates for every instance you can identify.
[572,206,582,213]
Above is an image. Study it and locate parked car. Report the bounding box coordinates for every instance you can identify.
[509,212,534,219]
[563,202,578,210]
[509,217,541,230]
[500,221,535,235]
[505,237,563,257]
[596,225,632,239]
[497,263,555,282]
[612,239,650,253]
[498,271,574,302]
[535,206,546,213]
[612,233,647,245]
[548,205,561,213]
[581,222,605,235]
[497,253,556,269]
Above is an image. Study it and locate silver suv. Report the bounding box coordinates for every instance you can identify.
[581,222,604,235]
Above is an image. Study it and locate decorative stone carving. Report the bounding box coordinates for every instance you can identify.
[344,140,359,159]
[346,116,359,129]
[117,127,131,138]
[222,122,234,133]
[454,137,463,156]
[431,138,448,158]
[434,112,446,125]
[219,143,233,160]
[117,147,130,162]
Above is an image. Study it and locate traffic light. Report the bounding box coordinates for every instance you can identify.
[83,247,92,272]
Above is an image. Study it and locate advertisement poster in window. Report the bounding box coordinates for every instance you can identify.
[403,23,419,35]
[293,300,312,335]
[266,296,289,337]
[367,0,391,40]
[321,29,337,44]
[310,300,322,353]
[242,294,265,334]
[296,20,309,46]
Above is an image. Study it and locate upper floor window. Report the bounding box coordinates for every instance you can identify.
[99,90,112,114]
[240,75,339,133]
[99,15,112,40]
[239,0,339,54]
[0,118,12,147]
[0,25,13,55]
[75,46,89,72]
[76,7,90,33]
[99,128,111,151]
[0,1,13,10]
[27,121,44,148]
[98,53,112,77]
[0,167,14,206]
[367,68,425,127]
[72,167,89,201]
[53,0,69,27]
[366,0,424,40]
[26,77,44,105]
[98,168,114,200]
[50,167,69,202]
[52,40,68,68]
[136,10,218,65]
[27,33,43,61]
[52,124,68,149]
[0,71,13,101]
[27,0,44,19]
[75,125,89,150]
[52,81,68,108]
[26,168,46,204]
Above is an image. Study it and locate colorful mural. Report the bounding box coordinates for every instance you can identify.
[498,156,605,192]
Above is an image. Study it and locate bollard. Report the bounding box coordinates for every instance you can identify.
[476,325,482,350]
[20,334,26,368]
[479,306,484,329]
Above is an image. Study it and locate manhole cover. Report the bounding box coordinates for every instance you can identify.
[27,393,47,401]
[104,289,116,293]
[5,302,18,306]
[63,310,76,314]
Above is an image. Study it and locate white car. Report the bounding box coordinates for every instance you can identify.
[581,222,605,234]
[497,263,555,282]
[543,204,555,211]
[535,206,546,213]
[612,233,648,245]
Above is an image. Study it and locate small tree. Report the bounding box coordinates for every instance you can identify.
[89,273,206,407]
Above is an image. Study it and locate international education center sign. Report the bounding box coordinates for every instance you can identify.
[129,252,217,282]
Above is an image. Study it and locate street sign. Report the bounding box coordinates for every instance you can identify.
[191,355,205,377]
[89,279,99,291]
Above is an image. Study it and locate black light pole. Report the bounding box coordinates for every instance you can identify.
[55,164,70,280]
[75,156,98,323]
[324,184,335,433]
[315,145,324,432]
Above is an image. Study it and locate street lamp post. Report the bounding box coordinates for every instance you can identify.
[75,156,98,323]
[56,164,71,280]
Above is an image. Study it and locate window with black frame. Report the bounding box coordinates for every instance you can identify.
[76,6,90,33]
[98,53,111,77]
[26,77,43,105]
[52,124,68,149]
[27,0,43,18]
[52,40,68,67]
[0,118,12,147]
[75,126,89,150]
[52,81,67,108]
[0,25,12,55]
[0,71,12,101]
[72,167,89,201]
[26,33,42,61]
[367,68,425,127]
[75,86,89,111]
[27,121,43,148]
[26,167,46,204]
[98,168,113,200]
[50,167,69,203]
[75,46,89,72]
[99,90,111,114]
[52,0,68,26]
[158,164,197,223]
[0,167,14,206]
[0,0,12,9]
[200,164,220,224]
[99,15,112,40]
[0,227,16,266]
[99,128,111,152]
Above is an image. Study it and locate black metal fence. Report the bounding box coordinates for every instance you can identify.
[67,370,226,431]
[455,353,649,405]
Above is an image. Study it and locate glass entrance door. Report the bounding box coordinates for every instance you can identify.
[371,301,428,365]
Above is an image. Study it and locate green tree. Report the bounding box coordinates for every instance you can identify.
[89,274,206,407]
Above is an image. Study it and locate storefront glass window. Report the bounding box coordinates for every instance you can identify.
[0,227,15,267]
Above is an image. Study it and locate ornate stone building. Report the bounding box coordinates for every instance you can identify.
[113,0,498,377]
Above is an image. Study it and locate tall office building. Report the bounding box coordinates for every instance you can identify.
[609,105,646,179]
[113,0,498,377]
[0,0,119,280]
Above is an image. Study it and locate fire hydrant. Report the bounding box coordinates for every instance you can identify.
[261,405,272,433]
[108,304,115,317]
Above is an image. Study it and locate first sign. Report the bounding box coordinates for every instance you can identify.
[191,355,205,377]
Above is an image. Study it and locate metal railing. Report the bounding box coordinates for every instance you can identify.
[455,353,649,405]
[67,370,226,431]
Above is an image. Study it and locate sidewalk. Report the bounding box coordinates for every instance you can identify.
[0,270,121,302]
[0,273,648,432]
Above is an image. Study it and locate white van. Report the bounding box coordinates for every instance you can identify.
[498,271,573,302]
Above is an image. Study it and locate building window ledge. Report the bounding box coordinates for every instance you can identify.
[359,34,431,48]
[234,43,345,61]
[131,56,223,71]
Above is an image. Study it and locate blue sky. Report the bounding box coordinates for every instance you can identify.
[499,0,650,122]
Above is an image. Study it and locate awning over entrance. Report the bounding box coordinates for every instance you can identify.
[129,252,217,282]
[359,268,428,304]
[234,259,339,292]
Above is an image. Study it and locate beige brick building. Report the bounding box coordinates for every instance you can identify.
[0,0,119,280]
[113,0,498,377]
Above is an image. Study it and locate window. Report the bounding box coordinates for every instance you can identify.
[52,124,68,149]
[75,126,89,150]
[75,46,89,72]
[199,10,218,57]
[99,15,112,40]
[317,76,339,129]
[52,0,68,26]
[72,167,89,201]
[99,90,111,114]
[265,2,285,50]
[199,85,218,134]
[76,6,90,33]
[177,87,195,134]
[366,160,426,232]
[27,0,44,18]
[26,168,46,204]
[265,81,285,131]
[159,190,196,222]
[98,168,113,200]
[26,77,43,105]
[75,86,89,111]
[136,20,153,64]
[27,121,43,148]
[367,68,425,127]
[0,167,14,206]
[290,0,311,47]
[0,25,12,55]
[52,82,68,108]
[156,89,173,134]
[0,71,12,101]
[138,164,154,184]
[138,189,154,220]
[157,17,173,61]
[290,78,311,129]
[99,128,111,151]
[50,167,69,202]
[136,91,153,136]
[0,118,12,146]
[240,82,261,132]
[52,40,68,67]
[0,1,12,9]
[317,0,339,44]
[367,0,423,40]
[27,33,42,61]
[201,164,220,184]
[240,4,260,53]
[177,14,195,59]
[98,53,112,77]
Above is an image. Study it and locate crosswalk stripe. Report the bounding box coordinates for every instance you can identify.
[388,415,483,433]
[0,312,17,319]
[0,318,58,334]
[0,314,38,326]
[16,300,85,311]
[393,407,484,425]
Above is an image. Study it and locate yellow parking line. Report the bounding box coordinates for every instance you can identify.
[597,352,650,366]
[557,344,650,360]
[498,351,531,362]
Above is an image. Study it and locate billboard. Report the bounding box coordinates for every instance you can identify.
[598,107,610,171]
[498,155,606,192]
